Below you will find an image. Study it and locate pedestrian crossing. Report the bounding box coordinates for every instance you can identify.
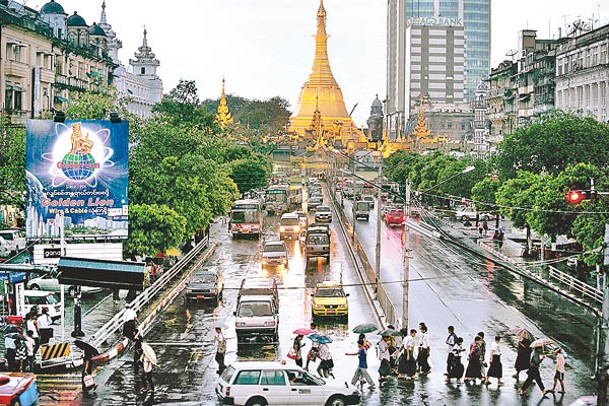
[36,372,83,405]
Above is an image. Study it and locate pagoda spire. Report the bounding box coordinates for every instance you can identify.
[216,78,234,127]
[311,0,335,86]
[100,0,107,25]
[412,95,430,140]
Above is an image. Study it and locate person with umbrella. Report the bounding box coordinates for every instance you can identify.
[377,335,391,382]
[292,335,305,368]
[305,323,319,372]
[519,346,549,397]
[74,340,99,391]
[140,343,156,393]
[513,337,532,380]
[550,347,566,394]
[315,339,334,378]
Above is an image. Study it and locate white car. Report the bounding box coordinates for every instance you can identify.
[261,241,289,269]
[455,207,494,221]
[0,229,26,252]
[23,290,63,321]
[216,361,361,406]
[27,274,103,296]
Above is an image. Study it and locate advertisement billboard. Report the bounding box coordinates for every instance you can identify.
[25,120,128,240]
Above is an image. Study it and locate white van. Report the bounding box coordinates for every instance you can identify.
[23,290,62,322]
[0,229,26,253]
[0,236,10,257]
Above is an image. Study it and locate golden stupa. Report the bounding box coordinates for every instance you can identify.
[288,0,361,144]
[216,78,234,127]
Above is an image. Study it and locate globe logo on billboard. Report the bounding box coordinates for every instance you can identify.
[58,123,99,181]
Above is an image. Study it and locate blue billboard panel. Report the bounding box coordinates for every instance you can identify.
[25,120,128,240]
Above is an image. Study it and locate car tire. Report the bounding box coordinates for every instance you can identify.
[481,215,489,221]
[246,397,268,406]
[30,284,40,290]
[461,215,469,221]
[326,395,347,406]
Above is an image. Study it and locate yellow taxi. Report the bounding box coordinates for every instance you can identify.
[311,281,349,319]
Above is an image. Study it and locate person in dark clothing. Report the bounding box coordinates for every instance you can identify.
[519,347,549,396]
[513,338,532,380]
[464,336,483,383]
[446,337,465,382]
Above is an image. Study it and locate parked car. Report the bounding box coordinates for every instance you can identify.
[26,274,102,296]
[385,209,405,227]
[314,205,332,223]
[23,290,62,321]
[307,197,323,212]
[0,230,26,253]
[279,212,301,240]
[261,241,289,269]
[185,268,223,302]
[455,206,494,221]
[216,361,360,406]
[0,373,39,406]
[311,281,349,319]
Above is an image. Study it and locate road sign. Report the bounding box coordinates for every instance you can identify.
[40,341,72,360]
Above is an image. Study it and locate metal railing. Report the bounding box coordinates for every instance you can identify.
[91,235,210,348]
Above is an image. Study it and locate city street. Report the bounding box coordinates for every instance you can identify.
[71,189,597,405]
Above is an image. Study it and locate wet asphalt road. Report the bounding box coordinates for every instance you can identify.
[82,188,597,405]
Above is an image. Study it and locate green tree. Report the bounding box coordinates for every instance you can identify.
[0,121,25,208]
[230,156,272,193]
[497,111,609,179]
[124,204,186,257]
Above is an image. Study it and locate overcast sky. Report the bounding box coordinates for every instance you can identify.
[27,0,608,125]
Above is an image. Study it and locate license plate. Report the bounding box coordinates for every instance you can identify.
[327,310,335,314]
[197,295,205,299]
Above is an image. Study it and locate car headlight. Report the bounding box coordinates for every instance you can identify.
[295,226,300,232]
[280,226,285,232]
[236,322,246,327]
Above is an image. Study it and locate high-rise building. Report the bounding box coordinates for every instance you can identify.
[386,0,491,137]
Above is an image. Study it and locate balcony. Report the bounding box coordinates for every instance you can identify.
[4,60,29,78]
[53,74,90,92]
[40,68,55,84]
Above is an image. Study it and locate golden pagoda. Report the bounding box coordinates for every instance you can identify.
[412,97,430,140]
[288,0,361,143]
[216,78,234,127]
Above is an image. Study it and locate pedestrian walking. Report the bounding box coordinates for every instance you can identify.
[377,336,391,382]
[478,332,487,383]
[15,340,26,372]
[445,326,457,376]
[482,220,489,236]
[214,326,227,374]
[141,352,154,393]
[519,347,549,396]
[446,337,465,382]
[26,314,40,355]
[417,324,431,375]
[513,338,532,380]
[4,334,16,371]
[133,330,143,374]
[316,342,334,378]
[37,307,53,345]
[486,335,503,385]
[122,303,139,340]
[24,331,35,372]
[346,339,375,390]
[358,333,371,350]
[550,348,566,394]
[82,352,96,391]
[478,222,484,237]
[293,335,305,368]
[464,336,483,383]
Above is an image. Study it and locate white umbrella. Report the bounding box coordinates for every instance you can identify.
[142,343,157,365]
[530,338,555,349]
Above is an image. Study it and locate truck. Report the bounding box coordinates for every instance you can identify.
[234,278,280,343]
[353,201,371,221]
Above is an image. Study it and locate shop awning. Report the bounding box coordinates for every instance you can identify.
[57,257,145,290]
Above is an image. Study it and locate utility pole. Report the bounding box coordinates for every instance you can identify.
[375,157,383,293]
[402,180,411,330]
[597,232,609,405]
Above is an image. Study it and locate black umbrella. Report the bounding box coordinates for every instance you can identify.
[353,324,379,334]
[1,325,20,334]
[74,340,99,357]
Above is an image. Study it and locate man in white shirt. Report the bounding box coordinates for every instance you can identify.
[4,335,16,371]
[417,324,431,374]
[445,326,457,376]
[214,327,226,374]
[378,336,391,381]
[38,307,53,345]
[122,303,138,340]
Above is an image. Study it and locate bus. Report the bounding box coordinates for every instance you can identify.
[265,185,289,215]
[230,199,263,238]
[287,185,303,209]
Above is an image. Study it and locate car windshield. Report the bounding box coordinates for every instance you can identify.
[389,210,403,216]
[0,233,13,241]
[28,294,58,305]
[195,273,216,283]
[310,198,322,203]
[307,234,329,245]
[356,203,369,210]
[281,218,299,226]
[315,287,344,297]
[317,207,330,213]
[264,244,286,253]
[238,302,273,317]
[231,211,260,224]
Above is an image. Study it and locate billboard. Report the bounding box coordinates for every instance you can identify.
[26,120,128,240]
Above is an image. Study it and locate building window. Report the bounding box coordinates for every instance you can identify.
[141,67,145,74]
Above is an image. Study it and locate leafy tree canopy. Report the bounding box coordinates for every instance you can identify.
[124,204,186,257]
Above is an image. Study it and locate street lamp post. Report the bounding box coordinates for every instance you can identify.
[375,157,383,292]
[402,179,410,329]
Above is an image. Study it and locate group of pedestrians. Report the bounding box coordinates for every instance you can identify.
[122,302,155,394]
[291,323,335,379]
[3,307,53,373]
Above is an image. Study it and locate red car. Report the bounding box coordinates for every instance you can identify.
[0,373,38,406]
[385,209,405,227]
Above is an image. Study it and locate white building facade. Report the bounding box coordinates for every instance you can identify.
[98,1,162,119]
[554,25,609,123]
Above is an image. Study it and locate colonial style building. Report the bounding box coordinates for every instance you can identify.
[97,1,163,118]
[555,24,609,122]
[1,0,116,125]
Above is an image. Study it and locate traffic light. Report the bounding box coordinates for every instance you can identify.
[565,190,597,204]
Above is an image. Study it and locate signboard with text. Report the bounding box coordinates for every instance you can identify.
[26,120,128,240]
